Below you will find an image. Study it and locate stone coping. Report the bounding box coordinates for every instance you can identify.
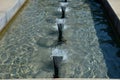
[97,0,120,39]
[0,0,26,32]
[108,0,120,20]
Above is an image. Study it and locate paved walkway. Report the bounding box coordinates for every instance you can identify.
[0,0,16,12]
[0,0,26,31]
[0,0,15,31]
[108,0,120,19]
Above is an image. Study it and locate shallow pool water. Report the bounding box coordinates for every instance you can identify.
[0,0,120,78]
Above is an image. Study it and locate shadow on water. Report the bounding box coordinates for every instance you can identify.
[36,37,57,48]
[87,0,120,78]
[48,30,58,36]
[32,60,54,78]
[36,36,63,48]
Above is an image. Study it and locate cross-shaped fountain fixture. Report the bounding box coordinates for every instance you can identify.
[60,2,68,18]
[56,18,66,44]
[65,0,67,2]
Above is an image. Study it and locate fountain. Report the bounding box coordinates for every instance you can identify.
[56,1,68,44]
[61,6,66,18]
[0,0,120,78]
[52,0,69,78]
[57,24,66,44]
[57,23,64,43]
[65,0,67,2]
[58,1,69,14]
[53,56,62,78]
[51,48,68,78]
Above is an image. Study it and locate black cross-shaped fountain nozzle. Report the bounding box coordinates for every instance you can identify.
[57,23,67,45]
[57,23,64,42]
[53,56,63,78]
[65,0,67,2]
[61,6,66,18]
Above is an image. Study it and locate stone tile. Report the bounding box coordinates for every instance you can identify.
[0,0,17,12]
[108,0,120,20]
[6,0,20,22]
[0,12,7,31]
[0,0,26,32]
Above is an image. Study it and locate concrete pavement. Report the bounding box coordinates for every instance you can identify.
[0,0,26,32]
[108,0,120,20]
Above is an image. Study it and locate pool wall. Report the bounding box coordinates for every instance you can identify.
[0,0,26,32]
[97,0,120,37]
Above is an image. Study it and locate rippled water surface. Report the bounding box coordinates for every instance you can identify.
[0,0,120,78]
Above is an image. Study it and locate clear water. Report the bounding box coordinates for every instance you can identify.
[0,0,120,78]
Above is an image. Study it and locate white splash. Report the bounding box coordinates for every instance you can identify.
[52,24,69,30]
[52,18,69,30]
[57,2,70,12]
[51,48,68,61]
[60,2,68,7]
[52,18,65,30]
[57,7,70,12]
[56,18,66,24]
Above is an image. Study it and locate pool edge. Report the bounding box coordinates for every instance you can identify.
[0,0,28,32]
[97,0,120,43]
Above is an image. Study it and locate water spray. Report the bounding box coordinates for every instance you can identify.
[52,0,69,78]
[51,48,68,78]
[55,18,66,44]
[60,2,68,18]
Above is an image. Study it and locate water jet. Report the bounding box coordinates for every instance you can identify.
[51,48,68,78]
[58,2,70,13]
[53,56,63,78]
[57,23,66,44]
[60,2,68,18]
[61,6,66,18]
[55,18,66,44]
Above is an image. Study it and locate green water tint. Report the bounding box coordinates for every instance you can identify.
[0,0,120,78]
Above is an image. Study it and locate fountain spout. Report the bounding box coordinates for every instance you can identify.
[59,1,68,18]
[58,24,63,42]
[61,6,66,18]
[57,23,66,44]
[51,48,68,78]
[65,0,67,2]
[53,56,63,78]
